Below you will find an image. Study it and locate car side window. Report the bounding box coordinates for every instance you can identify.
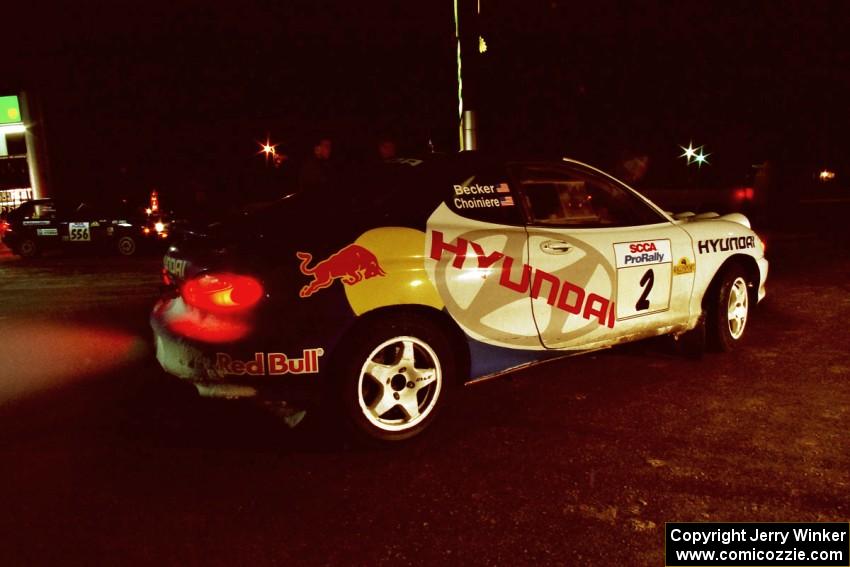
[31,202,56,220]
[513,164,666,228]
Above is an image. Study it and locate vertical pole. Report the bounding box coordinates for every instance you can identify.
[454,0,479,150]
[20,91,51,198]
[462,110,477,152]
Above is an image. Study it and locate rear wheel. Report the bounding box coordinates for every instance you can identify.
[17,237,39,258]
[335,313,456,443]
[707,269,750,352]
[117,235,137,256]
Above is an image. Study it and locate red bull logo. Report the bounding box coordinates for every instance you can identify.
[215,349,324,376]
[297,244,386,298]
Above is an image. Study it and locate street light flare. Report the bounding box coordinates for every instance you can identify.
[679,142,698,163]
[258,137,280,166]
[680,141,709,167]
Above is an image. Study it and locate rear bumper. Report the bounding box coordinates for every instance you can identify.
[150,297,325,402]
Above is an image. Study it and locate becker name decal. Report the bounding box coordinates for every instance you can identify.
[698,236,755,254]
[215,349,324,376]
[452,182,514,209]
[614,239,671,268]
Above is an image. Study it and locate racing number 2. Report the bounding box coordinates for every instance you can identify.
[635,268,654,311]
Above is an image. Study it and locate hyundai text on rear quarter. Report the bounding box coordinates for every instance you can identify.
[151,153,768,443]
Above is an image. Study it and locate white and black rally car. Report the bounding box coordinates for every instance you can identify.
[151,152,768,442]
[2,198,165,258]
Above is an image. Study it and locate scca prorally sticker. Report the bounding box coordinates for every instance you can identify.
[453,182,514,209]
[614,239,673,320]
[698,236,755,254]
[613,240,672,268]
[297,244,386,298]
[672,257,696,275]
[215,349,324,376]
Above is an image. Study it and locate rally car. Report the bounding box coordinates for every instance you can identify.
[151,152,768,442]
[1,198,165,258]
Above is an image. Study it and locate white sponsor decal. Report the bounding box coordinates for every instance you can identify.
[37,228,58,236]
[614,239,673,320]
[614,239,671,268]
[69,222,91,242]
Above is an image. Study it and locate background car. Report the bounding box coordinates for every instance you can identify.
[151,152,768,443]
[1,198,167,258]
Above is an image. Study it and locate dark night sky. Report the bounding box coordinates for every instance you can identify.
[6,0,850,202]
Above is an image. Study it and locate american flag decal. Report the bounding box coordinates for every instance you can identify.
[496,183,511,193]
[500,196,514,206]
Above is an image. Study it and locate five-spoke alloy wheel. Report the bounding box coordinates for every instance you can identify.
[337,313,456,443]
[358,336,442,433]
[708,268,750,352]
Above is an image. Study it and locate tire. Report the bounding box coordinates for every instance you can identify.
[117,235,137,256]
[707,268,750,352]
[335,312,457,444]
[17,237,39,258]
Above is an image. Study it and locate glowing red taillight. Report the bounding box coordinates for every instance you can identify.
[181,273,264,314]
[733,187,755,201]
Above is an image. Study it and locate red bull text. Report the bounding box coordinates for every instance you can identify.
[215,349,324,376]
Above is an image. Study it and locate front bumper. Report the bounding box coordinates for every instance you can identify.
[757,256,769,302]
[151,297,325,402]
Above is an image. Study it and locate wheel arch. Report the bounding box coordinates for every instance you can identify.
[700,254,760,312]
[329,303,471,386]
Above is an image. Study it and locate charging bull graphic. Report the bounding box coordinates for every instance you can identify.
[297,244,386,298]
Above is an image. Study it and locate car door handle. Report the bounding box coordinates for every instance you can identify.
[540,240,572,253]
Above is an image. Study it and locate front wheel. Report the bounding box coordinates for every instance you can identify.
[335,313,457,443]
[707,269,750,352]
